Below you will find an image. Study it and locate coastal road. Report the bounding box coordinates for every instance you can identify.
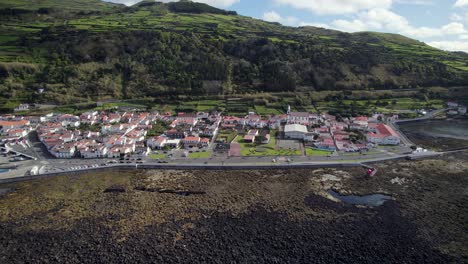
[2,148,460,183]
[388,108,448,146]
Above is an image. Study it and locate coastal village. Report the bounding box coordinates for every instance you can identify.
[0,102,466,160]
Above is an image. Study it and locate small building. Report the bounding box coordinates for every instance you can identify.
[200,138,210,147]
[247,129,259,136]
[288,112,310,125]
[5,128,28,138]
[108,146,123,159]
[134,142,150,156]
[165,139,181,149]
[50,144,76,159]
[458,107,467,115]
[447,102,459,108]
[182,136,201,148]
[166,129,186,139]
[284,124,308,140]
[366,124,400,145]
[147,136,167,150]
[197,112,209,119]
[243,134,255,143]
[314,138,336,151]
[14,104,30,112]
[81,145,108,159]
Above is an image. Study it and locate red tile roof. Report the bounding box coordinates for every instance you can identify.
[0,120,29,127]
[183,136,200,142]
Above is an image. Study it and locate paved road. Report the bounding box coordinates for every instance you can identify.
[1,146,453,182]
[2,149,462,184]
[394,108,447,123]
[388,108,448,146]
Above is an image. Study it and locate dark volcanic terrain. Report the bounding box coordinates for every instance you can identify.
[0,153,467,263]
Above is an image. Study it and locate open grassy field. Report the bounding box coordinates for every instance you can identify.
[95,102,148,110]
[306,148,332,156]
[188,151,212,159]
[179,100,225,112]
[443,60,468,71]
[315,97,445,114]
[149,153,166,159]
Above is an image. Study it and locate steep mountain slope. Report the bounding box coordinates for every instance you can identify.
[0,0,467,105]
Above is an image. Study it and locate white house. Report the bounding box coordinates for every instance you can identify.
[50,144,76,159]
[287,112,310,125]
[5,128,28,138]
[14,104,30,112]
[458,107,467,115]
[81,145,108,159]
[285,124,308,140]
[134,142,150,156]
[447,102,459,108]
[147,136,167,149]
[165,139,181,149]
[197,112,209,119]
[80,111,99,124]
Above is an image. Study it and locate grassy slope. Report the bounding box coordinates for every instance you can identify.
[353,32,468,70]
[0,0,122,11]
[0,0,465,71]
[0,0,466,107]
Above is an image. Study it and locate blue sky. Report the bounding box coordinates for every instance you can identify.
[105,0,468,52]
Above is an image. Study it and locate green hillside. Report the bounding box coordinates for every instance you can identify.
[0,0,467,106]
[0,0,122,11]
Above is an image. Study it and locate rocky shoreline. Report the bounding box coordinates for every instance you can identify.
[0,153,467,263]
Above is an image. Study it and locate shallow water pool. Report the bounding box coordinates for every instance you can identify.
[328,190,391,207]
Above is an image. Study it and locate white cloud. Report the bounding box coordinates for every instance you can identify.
[454,0,468,8]
[105,0,240,7]
[428,41,468,52]
[451,13,463,21]
[328,9,467,38]
[262,11,299,26]
[299,22,330,28]
[441,22,466,35]
[263,11,282,22]
[395,0,434,5]
[450,12,468,24]
[273,0,392,15]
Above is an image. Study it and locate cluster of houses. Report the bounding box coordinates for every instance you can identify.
[146,112,221,150]
[36,111,158,159]
[220,108,401,153]
[0,105,407,159]
[0,110,219,159]
[0,116,40,141]
[282,112,400,152]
